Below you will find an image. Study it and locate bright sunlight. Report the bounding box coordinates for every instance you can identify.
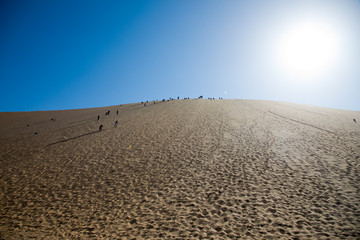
[277,21,340,79]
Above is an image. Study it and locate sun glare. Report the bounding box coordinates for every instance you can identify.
[277,21,340,79]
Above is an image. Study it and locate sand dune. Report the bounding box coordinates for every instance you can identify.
[1,99,359,239]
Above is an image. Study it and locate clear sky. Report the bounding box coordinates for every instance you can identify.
[1,0,359,112]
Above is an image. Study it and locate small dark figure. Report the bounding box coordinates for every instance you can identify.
[116,110,119,115]
[144,103,147,107]
[50,118,56,121]
[97,115,100,121]
[154,101,155,104]
[34,132,38,136]
[114,120,118,127]
[354,118,357,123]
[199,96,203,99]
[178,96,179,99]
[99,125,103,131]
[27,124,30,127]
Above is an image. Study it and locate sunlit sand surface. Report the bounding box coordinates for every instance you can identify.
[1,99,359,239]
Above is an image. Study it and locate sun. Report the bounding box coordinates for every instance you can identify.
[277,21,339,79]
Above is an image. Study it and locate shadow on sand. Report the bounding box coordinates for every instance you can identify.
[46,130,100,147]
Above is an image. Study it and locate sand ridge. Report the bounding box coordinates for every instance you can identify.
[1,99,359,239]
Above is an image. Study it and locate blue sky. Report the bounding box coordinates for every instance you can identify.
[1,0,359,111]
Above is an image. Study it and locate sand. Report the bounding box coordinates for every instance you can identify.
[0,99,359,239]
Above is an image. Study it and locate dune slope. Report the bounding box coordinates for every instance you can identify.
[1,99,359,239]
